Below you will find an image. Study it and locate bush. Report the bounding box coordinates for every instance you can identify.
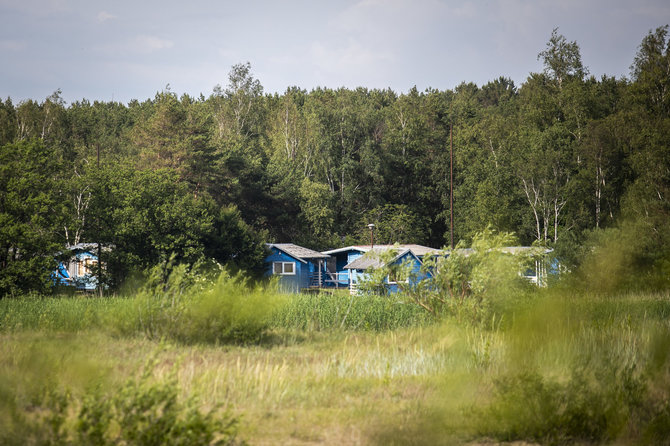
[0,360,242,446]
[77,361,242,446]
[473,325,670,445]
[120,265,285,344]
[473,368,632,444]
[396,226,538,323]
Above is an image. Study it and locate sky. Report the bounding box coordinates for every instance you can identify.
[1,0,669,104]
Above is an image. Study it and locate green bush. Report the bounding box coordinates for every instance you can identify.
[0,361,242,446]
[121,265,285,344]
[77,361,242,446]
[473,322,670,445]
[473,368,632,444]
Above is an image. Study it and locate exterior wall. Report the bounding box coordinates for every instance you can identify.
[265,247,307,292]
[328,250,364,285]
[348,251,428,294]
[386,252,425,293]
[52,250,100,291]
[70,251,99,291]
[347,251,364,265]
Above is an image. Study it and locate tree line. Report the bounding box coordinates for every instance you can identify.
[1,27,669,295]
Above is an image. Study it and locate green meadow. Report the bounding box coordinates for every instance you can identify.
[2,270,670,445]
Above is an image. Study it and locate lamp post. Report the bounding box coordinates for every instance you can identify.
[367,223,375,249]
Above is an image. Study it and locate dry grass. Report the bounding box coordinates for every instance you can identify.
[0,322,479,445]
[2,291,670,444]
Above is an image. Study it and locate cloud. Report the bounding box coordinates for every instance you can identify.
[335,0,450,39]
[97,10,117,22]
[135,35,174,53]
[310,37,395,81]
[91,34,175,57]
[0,40,27,51]
[0,0,68,16]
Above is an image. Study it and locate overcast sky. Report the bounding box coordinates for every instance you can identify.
[1,0,669,104]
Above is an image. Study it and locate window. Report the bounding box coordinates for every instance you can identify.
[387,272,408,284]
[273,262,295,275]
[82,258,98,275]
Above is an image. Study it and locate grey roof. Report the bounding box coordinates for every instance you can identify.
[58,243,113,255]
[322,245,369,255]
[268,243,330,262]
[323,244,440,256]
[342,245,553,269]
[344,247,416,270]
[440,247,552,256]
[500,246,554,255]
[438,247,553,257]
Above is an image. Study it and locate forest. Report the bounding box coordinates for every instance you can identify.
[1,27,669,295]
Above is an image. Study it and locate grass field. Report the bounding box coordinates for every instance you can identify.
[1,278,670,445]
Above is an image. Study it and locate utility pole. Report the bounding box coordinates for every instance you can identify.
[450,122,454,250]
[97,143,102,297]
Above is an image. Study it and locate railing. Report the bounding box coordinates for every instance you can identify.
[308,271,349,288]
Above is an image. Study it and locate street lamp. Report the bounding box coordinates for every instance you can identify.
[367,223,375,248]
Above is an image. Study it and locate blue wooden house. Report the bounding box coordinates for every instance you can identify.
[344,246,431,294]
[322,244,440,292]
[265,243,330,292]
[321,245,367,287]
[51,243,101,291]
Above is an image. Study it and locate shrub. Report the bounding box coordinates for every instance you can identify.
[0,360,243,445]
[77,361,242,446]
[122,264,285,344]
[473,368,631,444]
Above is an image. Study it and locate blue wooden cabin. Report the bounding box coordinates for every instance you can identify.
[323,244,441,292]
[321,246,367,287]
[343,246,433,294]
[265,243,330,292]
[51,243,101,291]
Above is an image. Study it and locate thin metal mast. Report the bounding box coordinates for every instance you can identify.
[450,123,454,250]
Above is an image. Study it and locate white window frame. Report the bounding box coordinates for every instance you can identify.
[273,261,296,275]
[386,273,409,285]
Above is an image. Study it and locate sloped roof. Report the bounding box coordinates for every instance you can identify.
[439,247,552,257]
[322,245,368,255]
[500,246,553,255]
[342,245,552,270]
[344,248,418,270]
[268,243,329,262]
[323,244,440,256]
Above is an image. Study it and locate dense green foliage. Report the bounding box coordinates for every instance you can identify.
[1,27,670,294]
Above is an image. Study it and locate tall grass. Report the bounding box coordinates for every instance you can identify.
[1,267,287,345]
[2,258,670,444]
[0,342,243,446]
[109,267,286,344]
[271,291,432,332]
[368,290,670,445]
[0,294,130,332]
